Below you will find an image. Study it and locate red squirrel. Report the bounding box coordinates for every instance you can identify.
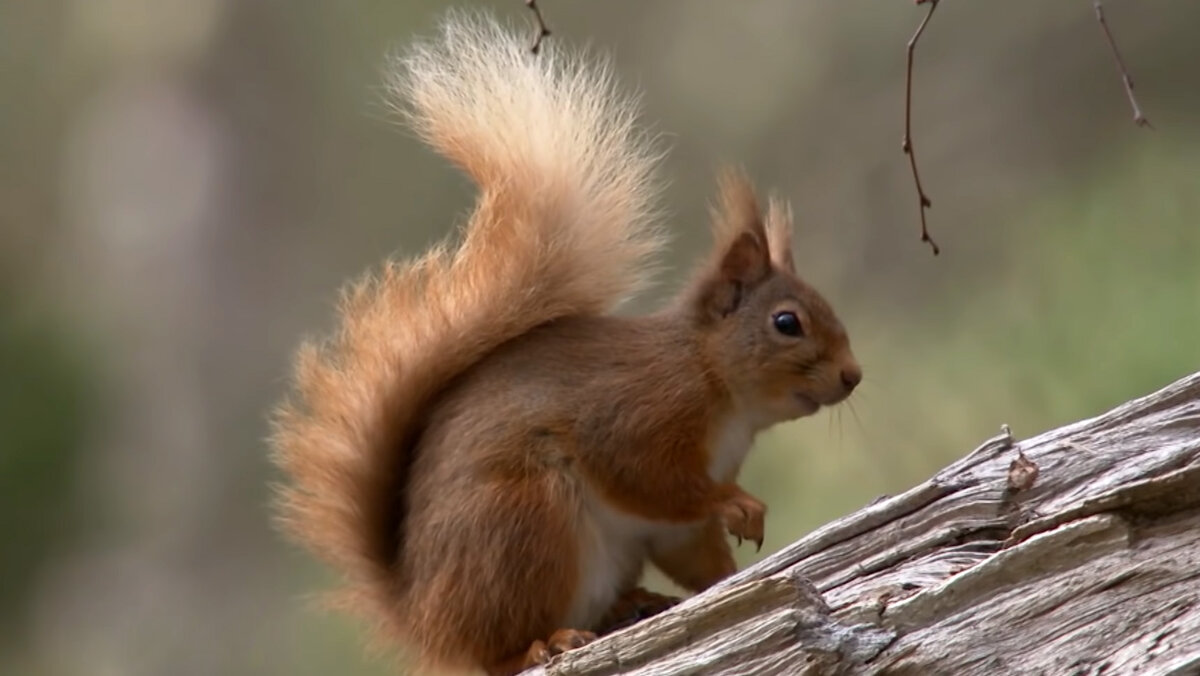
[269,11,860,675]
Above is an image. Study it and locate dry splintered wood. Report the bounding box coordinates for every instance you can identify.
[529,370,1200,675]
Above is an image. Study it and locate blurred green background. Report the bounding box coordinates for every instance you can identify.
[2,0,1197,674]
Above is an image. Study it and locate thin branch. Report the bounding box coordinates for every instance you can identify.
[525,0,552,55]
[904,0,941,256]
[1093,0,1152,128]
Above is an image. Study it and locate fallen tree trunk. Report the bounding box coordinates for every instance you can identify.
[531,370,1200,675]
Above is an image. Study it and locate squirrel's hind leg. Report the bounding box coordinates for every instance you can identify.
[403,442,590,673]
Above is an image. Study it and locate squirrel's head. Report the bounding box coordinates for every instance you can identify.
[685,170,861,425]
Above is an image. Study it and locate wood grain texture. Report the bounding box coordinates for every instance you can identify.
[529,370,1200,675]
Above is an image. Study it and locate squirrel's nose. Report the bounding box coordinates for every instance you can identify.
[840,365,862,393]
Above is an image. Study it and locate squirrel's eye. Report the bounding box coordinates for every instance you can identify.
[772,311,803,337]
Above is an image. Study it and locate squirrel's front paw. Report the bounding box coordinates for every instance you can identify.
[716,490,766,551]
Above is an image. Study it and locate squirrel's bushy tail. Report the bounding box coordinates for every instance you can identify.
[268,9,664,657]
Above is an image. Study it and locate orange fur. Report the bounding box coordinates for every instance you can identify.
[649,517,738,593]
[269,11,860,676]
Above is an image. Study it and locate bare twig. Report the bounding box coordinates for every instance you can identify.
[525,0,551,55]
[904,0,941,256]
[1093,0,1152,128]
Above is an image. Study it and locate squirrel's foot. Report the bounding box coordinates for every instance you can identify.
[717,488,766,551]
[522,629,597,668]
[597,587,682,634]
[547,628,596,655]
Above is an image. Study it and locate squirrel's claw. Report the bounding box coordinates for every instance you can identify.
[717,488,766,550]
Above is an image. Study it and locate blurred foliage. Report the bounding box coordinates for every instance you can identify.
[0,0,1197,674]
[0,291,92,639]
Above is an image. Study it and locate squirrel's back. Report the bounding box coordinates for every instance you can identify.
[268,10,665,665]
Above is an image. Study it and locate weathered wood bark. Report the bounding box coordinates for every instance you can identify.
[531,370,1200,675]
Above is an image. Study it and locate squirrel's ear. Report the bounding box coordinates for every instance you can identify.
[695,231,771,319]
[765,196,795,274]
[720,228,771,287]
[691,168,771,319]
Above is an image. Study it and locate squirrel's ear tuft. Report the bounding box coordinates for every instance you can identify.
[765,196,795,274]
[710,167,767,249]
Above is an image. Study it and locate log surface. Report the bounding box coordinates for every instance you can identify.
[530,371,1200,675]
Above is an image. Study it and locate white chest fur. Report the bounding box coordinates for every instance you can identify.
[707,412,759,481]
[565,491,657,629]
[564,415,762,629]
